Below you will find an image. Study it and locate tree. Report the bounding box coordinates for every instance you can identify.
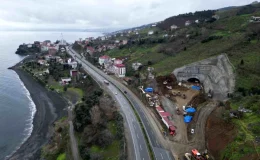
[147,61,153,65]
[240,59,244,65]
[63,86,67,92]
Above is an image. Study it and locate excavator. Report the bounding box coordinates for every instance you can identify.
[184,149,209,160]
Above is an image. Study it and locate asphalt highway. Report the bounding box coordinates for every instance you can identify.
[67,47,150,160]
[67,46,174,160]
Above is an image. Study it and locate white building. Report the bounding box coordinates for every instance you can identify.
[185,20,191,26]
[132,62,142,71]
[114,64,126,78]
[170,25,178,30]
[68,58,78,69]
[148,31,154,35]
[98,55,111,66]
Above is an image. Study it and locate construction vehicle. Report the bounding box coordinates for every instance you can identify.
[208,89,213,98]
[191,149,207,160]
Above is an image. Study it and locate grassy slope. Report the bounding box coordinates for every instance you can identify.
[105,12,260,160]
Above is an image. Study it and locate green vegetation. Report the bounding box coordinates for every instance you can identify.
[42,117,70,160]
[56,153,66,160]
[103,7,260,160]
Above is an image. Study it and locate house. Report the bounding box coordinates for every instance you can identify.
[48,47,57,55]
[70,70,78,77]
[152,24,156,27]
[185,20,191,26]
[148,31,154,35]
[195,19,199,24]
[113,64,126,78]
[61,77,71,85]
[114,59,123,65]
[212,15,220,20]
[122,40,128,45]
[38,59,48,65]
[99,55,111,66]
[132,62,142,71]
[27,44,33,48]
[86,46,95,55]
[41,45,49,52]
[43,69,49,74]
[68,58,78,69]
[251,16,260,21]
[170,25,178,30]
[101,36,106,41]
[115,40,120,44]
[44,54,52,61]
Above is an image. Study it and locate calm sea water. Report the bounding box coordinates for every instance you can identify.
[0,31,101,159]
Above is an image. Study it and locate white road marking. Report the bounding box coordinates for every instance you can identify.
[137,134,139,139]
[140,145,142,150]
[160,153,163,159]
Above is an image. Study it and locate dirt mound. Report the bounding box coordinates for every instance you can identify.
[156,74,187,95]
[205,107,236,160]
[188,94,206,107]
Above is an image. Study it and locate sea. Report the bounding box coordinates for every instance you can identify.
[0,31,101,159]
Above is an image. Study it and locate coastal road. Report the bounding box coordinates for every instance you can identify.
[68,103,80,160]
[67,46,174,160]
[67,47,150,160]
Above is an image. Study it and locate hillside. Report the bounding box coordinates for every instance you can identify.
[102,4,260,160]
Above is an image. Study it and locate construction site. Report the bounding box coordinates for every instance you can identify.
[135,54,235,159]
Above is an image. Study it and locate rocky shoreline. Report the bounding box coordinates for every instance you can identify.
[8,62,67,160]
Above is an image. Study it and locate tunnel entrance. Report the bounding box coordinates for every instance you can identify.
[187,78,200,83]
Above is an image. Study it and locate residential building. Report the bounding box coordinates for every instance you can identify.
[114,59,123,65]
[27,44,32,48]
[185,20,191,26]
[68,58,78,69]
[148,31,154,35]
[113,64,126,78]
[170,25,178,30]
[38,59,48,65]
[70,70,78,77]
[41,45,49,52]
[86,46,95,55]
[212,15,220,20]
[122,40,128,45]
[48,47,57,55]
[61,77,71,85]
[98,55,111,66]
[132,62,142,71]
[251,16,260,21]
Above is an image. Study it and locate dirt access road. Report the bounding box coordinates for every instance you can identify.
[160,97,218,159]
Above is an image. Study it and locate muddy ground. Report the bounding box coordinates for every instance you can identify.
[205,107,236,160]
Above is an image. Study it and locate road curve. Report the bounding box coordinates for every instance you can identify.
[67,47,150,160]
[67,46,174,160]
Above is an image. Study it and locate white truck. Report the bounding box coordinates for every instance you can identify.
[103,80,109,85]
